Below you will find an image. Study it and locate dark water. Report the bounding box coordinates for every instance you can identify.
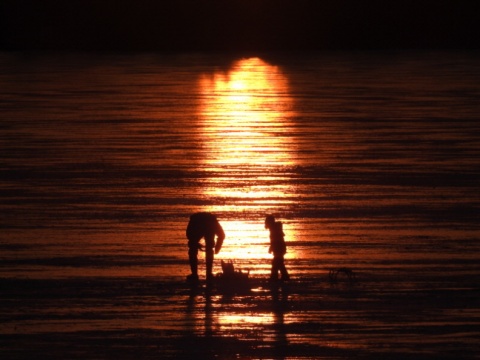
[1,51,479,359]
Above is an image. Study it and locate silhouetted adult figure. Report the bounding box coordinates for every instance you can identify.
[186,212,225,282]
[265,215,289,281]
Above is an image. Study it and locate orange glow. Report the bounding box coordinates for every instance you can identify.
[199,57,296,170]
[197,57,298,265]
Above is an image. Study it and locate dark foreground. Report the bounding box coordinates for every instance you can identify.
[1,274,479,360]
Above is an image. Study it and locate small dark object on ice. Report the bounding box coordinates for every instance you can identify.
[329,267,356,283]
[216,260,251,295]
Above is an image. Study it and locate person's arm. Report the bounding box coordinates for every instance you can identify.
[214,222,225,254]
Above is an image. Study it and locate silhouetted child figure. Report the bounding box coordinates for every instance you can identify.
[186,212,225,282]
[265,215,289,281]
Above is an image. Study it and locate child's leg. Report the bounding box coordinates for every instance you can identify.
[279,257,289,280]
[271,256,282,280]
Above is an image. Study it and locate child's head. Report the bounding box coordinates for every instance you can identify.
[265,215,276,229]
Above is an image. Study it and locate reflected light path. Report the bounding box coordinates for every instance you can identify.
[185,293,291,354]
[198,57,298,266]
[199,58,296,169]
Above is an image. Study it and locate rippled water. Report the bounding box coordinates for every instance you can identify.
[1,51,479,359]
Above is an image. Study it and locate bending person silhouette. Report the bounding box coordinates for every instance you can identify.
[186,212,225,282]
[265,215,289,281]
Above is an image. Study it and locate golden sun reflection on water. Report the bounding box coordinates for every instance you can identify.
[198,57,296,171]
[197,57,298,265]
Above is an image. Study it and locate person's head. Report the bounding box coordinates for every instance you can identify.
[265,215,275,229]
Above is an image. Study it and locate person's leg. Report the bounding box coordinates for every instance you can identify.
[270,256,279,280]
[205,234,215,282]
[205,248,214,282]
[279,256,289,280]
[188,245,199,280]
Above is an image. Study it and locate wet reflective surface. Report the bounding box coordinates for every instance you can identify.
[1,51,479,358]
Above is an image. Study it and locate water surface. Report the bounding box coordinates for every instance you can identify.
[1,51,479,359]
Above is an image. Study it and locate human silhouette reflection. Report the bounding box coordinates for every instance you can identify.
[265,215,290,281]
[186,212,225,283]
[270,283,289,359]
[184,285,215,358]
